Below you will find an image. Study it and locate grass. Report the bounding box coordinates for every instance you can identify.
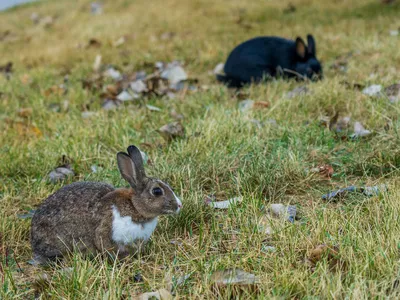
[1,0,400,298]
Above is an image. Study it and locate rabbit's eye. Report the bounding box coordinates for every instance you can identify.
[152,187,163,197]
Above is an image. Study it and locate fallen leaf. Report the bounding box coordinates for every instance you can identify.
[322,184,387,201]
[130,80,147,93]
[362,84,383,96]
[213,63,224,75]
[158,122,185,142]
[161,63,188,85]
[113,36,126,47]
[350,121,371,138]
[211,269,259,286]
[17,108,33,118]
[93,55,102,72]
[146,76,169,95]
[170,80,198,92]
[310,165,334,179]
[81,111,96,118]
[258,216,273,235]
[102,99,120,110]
[205,196,243,209]
[48,166,74,183]
[269,204,297,223]
[308,244,339,268]
[384,83,400,103]
[103,67,122,81]
[135,289,172,300]
[361,184,388,196]
[86,38,102,48]
[238,99,254,112]
[43,85,66,97]
[20,74,32,85]
[261,245,276,253]
[116,90,134,101]
[146,104,161,112]
[9,120,42,137]
[253,101,270,109]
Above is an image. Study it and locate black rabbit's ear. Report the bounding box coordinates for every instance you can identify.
[307,34,316,56]
[295,37,307,59]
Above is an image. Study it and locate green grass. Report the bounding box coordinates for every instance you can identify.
[1,0,400,298]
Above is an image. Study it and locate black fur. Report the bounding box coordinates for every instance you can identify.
[218,35,322,88]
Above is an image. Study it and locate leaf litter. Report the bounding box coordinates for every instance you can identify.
[204,195,243,209]
[211,269,259,286]
[47,155,75,183]
[158,122,185,142]
[322,184,388,201]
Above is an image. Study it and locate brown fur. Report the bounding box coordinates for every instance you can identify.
[30,145,181,265]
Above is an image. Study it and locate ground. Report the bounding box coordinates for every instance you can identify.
[1,0,400,298]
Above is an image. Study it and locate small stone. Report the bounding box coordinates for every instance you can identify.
[116,90,134,101]
[102,100,120,110]
[130,80,147,93]
[238,99,254,112]
[362,84,383,96]
[81,111,96,118]
[213,63,224,75]
[161,65,187,85]
[48,167,74,183]
[104,68,122,81]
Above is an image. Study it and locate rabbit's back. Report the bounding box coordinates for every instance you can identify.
[223,37,296,83]
[31,182,115,262]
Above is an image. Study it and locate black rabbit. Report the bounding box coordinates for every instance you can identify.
[217,35,322,88]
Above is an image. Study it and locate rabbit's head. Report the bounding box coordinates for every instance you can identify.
[117,145,182,218]
[293,34,323,80]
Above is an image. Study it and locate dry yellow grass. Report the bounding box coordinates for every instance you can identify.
[1,0,400,298]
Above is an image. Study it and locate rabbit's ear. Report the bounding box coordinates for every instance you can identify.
[117,152,141,189]
[127,145,146,182]
[307,34,316,56]
[295,37,307,59]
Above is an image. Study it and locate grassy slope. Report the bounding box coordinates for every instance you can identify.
[1,0,400,298]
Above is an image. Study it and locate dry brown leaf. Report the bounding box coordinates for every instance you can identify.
[384,83,400,103]
[308,244,340,269]
[17,108,33,118]
[158,122,185,142]
[20,74,32,85]
[311,165,334,179]
[43,85,66,97]
[253,101,270,109]
[134,288,172,300]
[86,38,102,48]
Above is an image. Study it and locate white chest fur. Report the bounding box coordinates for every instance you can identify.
[111,206,158,245]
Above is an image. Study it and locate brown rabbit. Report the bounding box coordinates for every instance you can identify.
[31,145,182,265]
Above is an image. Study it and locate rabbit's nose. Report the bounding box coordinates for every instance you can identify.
[178,203,183,208]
